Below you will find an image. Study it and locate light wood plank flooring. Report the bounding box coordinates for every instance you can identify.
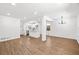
[0,36,79,55]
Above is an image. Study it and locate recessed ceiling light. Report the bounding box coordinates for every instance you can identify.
[34,11,37,15]
[7,13,11,16]
[11,3,16,6]
[24,17,27,19]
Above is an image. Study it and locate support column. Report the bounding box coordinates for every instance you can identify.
[42,16,47,41]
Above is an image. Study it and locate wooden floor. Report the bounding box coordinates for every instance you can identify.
[0,36,79,55]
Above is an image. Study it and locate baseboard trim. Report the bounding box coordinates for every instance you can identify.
[0,36,20,42]
[49,35,75,40]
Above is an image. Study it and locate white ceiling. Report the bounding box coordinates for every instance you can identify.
[0,3,78,20]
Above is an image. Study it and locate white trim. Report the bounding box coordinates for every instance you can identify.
[0,36,20,42]
[49,35,76,39]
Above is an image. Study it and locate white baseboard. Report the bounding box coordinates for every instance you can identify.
[0,36,20,42]
[48,35,76,40]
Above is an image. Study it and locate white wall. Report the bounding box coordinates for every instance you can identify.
[0,16,20,41]
[46,11,76,39]
[76,15,79,43]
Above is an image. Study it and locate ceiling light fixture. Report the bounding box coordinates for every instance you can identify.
[24,17,27,19]
[59,16,65,24]
[7,13,11,16]
[34,11,37,15]
[53,16,65,24]
[11,3,16,6]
